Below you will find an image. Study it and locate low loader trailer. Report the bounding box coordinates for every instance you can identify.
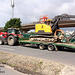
[19,14,75,51]
[0,14,75,50]
[19,40,75,51]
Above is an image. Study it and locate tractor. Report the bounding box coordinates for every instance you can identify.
[0,28,23,46]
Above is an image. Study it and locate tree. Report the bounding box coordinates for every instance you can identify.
[4,18,21,32]
[29,32,35,34]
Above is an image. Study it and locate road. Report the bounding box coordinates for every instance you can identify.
[0,64,25,75]
[0,45,75,66]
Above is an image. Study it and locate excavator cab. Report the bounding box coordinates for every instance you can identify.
[47,19,52,26]
[35,15,52,34]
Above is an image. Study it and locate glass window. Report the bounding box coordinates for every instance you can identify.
[8,29,15,34]
[8,29,21,34]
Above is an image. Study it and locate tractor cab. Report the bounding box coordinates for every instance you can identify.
[7,28,23,46]
[8,28,21,34]
[7,28,23,38]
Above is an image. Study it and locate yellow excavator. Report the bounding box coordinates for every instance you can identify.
[30,14,75,43]
[35,16,52,34]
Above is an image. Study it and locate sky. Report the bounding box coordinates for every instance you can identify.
[0,0,75,31]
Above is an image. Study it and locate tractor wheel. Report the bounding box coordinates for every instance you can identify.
[8,36,16,46]
[39,44,45,50]
[48,44,55,51]
[0,38,3,45]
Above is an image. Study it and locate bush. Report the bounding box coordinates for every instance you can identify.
[4,18,21,32]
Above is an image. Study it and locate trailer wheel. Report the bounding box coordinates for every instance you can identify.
[8,36,16,46]
[48,44,55,51]
[0,38,3,45]
[39,44,45,50]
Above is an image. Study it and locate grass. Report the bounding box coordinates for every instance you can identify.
[0,51,64,75]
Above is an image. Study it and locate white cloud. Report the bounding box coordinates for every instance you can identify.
[0,0,75,31]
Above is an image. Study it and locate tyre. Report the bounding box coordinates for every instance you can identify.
[48,44,55,51]
[8,36,16,46]
[0,38,3,45]
[39,44,45,50]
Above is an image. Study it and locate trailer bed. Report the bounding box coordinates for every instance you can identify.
[19,40,75,50]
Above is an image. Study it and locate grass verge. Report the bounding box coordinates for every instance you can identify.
[0,51,65,75]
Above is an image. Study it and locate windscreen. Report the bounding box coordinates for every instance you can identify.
[8,29,15,33]
[8,29,21,34]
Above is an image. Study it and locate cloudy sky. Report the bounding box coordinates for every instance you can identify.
[0,0,75,29]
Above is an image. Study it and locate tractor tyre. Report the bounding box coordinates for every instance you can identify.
[8,36,16,46]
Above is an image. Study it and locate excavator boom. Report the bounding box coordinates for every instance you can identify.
[51,14,75,33]
[59,20,75,28]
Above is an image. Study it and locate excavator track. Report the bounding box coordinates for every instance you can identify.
[29,35,57,43]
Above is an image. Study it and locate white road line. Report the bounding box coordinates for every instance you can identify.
[0,47,15,50]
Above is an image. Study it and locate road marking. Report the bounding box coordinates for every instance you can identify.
[0,47,15,50]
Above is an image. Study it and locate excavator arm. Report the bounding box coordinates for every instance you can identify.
[51,14,75,33]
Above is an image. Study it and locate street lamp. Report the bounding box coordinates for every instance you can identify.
[11,0,15,18]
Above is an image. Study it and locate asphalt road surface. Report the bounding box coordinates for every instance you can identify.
[0,64,25,75]
[0,45,75,66]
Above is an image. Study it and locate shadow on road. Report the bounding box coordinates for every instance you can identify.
[58,48,75,53]
[21,44,75,53]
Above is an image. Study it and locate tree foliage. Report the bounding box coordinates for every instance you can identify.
[4,18,21,32]
[29,32,35,34]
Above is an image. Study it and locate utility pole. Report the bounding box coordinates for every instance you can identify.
[11,0,15,18]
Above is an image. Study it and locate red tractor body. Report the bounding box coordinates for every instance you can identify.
[0,28,23,45]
